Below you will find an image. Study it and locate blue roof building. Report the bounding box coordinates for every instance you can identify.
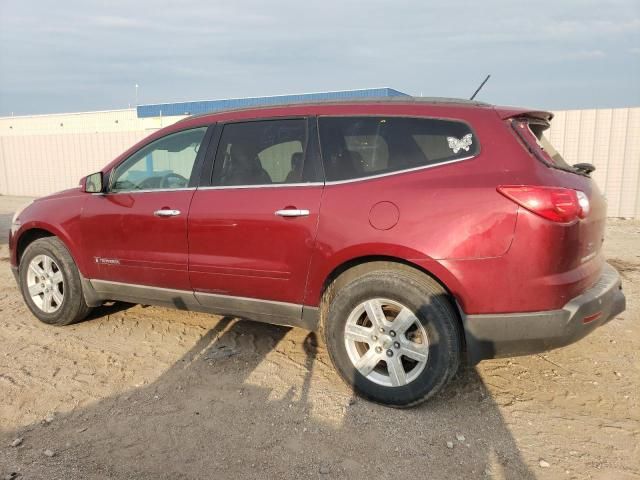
[136,87,410,118]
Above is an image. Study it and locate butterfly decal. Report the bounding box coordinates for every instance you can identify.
[446,133,473,154]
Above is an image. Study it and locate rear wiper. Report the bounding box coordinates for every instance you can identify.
[573,163,596,175]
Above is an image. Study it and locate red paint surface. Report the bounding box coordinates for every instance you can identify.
[9,100,607,316]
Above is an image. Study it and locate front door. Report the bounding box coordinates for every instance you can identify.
[188,118,324,309]
[81,126,210,291]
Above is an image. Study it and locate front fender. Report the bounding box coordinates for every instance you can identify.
[11,193,91,277]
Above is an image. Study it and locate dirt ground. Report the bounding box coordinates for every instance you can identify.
[0,195,638,480]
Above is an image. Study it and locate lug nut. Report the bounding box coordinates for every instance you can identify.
[379,327,385,333]
[386,349,393,357]
[394,342,400,349]
[372,335,378,341]
[375,346,383,354]
[389,330,396,337]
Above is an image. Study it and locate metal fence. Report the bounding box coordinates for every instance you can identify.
[1,106,639,218]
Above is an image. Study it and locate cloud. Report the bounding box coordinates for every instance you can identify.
[89,15,151,29]
[0,0,638,114]
[567,49,607,59]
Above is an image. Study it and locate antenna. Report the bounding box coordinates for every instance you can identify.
[470,74,491,100]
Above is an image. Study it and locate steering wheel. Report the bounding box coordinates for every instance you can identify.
[160,172,188,189]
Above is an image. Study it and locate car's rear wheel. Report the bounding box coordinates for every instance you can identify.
[323,265,461,407]
[19,237,92,326]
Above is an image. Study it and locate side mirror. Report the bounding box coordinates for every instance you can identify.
[84,172,104,193]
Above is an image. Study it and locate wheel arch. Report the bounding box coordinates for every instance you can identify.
[316,255,472,366]
[16,227,56,264]
[319,255,457,303]
[316,256,466,348]
[14,224,86,276]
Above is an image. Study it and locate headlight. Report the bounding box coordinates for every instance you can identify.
[10,201,33,235]
[10,216,21,236]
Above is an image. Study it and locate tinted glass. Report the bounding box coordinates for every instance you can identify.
[110,127,207,192]
[318,117,478,181]
[212,119,309,186]
[527,121,573,169]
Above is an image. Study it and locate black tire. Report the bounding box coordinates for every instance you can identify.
[19,237,92,326]
[322,264,461,408]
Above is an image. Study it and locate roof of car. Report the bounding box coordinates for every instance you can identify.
[178,96,493,123]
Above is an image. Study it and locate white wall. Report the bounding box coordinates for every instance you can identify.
[0,109,183,197]
[1,106,638,217]
[547,107,640,218]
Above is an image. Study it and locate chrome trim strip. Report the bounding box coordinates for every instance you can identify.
[197,182,323,190]
[323,154,477,186]
[103,187,197,195]
[196,156,477,191]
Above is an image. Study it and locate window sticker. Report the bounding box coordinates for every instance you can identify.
[446,133,473,154]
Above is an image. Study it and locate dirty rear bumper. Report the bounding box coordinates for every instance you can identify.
[463,263,626,365]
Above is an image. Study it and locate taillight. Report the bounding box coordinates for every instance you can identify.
[497,185,589,224]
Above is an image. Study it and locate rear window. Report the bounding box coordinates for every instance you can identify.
[512,119,574,171]
[318,117,479,182]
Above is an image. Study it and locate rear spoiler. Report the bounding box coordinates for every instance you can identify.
[495,107,553,123]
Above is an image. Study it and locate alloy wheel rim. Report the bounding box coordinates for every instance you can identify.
[26,254,64,313]
[344,298,429,387]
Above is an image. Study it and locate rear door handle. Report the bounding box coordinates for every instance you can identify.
[275,209,310,217]
[154,209,181,217]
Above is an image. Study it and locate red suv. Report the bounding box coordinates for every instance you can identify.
[9,98,626,407]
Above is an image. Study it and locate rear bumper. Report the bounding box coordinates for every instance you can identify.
[463,262,626,364]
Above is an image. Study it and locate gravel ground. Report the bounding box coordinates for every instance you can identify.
[0,196,638,480]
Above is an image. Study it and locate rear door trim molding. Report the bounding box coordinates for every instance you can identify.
[85,278,319,330]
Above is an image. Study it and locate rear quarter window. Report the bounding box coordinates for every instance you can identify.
[512,119,575,172]
[318,116,479,182]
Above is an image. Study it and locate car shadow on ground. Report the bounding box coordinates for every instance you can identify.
[0,313,536,479]
[83,301,137,321]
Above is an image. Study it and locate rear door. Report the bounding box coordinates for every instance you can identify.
[188,117,324,310]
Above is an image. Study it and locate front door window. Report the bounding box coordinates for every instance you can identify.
[110,127,207,192]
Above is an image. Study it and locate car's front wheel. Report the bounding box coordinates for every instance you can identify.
[323,264,461,407]
[19,237,92,326]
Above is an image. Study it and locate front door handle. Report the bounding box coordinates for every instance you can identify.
[275,209,310,217]
[154,209,181,217]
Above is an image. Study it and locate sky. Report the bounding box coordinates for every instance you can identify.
[0,0,638,116]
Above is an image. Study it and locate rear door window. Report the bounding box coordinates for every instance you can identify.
[212,119,314,186]
[318,117,478,182]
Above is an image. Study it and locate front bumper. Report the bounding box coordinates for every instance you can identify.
[463,262,626,364]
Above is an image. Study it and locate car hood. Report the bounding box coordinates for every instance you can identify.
[34,186,85,203]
